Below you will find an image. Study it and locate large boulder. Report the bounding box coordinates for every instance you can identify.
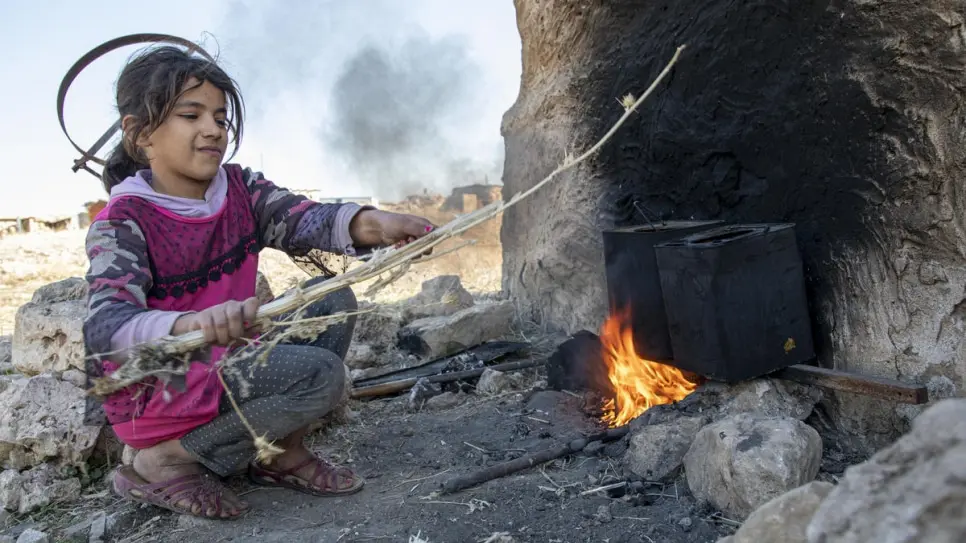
[623,415,707,482]
[684,414,823,520]
[806,398,966,542]
[0,375,101,470]
[733,481,834,543]
[504,0,966,455]
[12,278,87,375]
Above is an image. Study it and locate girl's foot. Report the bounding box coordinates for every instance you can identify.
[249,445,364,496]
[115,442,248,519]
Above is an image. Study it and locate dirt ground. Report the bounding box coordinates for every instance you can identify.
[7,383,736,543]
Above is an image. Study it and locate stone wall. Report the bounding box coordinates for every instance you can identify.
[501,0,966,454]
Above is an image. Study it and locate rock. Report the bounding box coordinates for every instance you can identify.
[408,377,443,409]
[59,370,86,389]
[0,337,11,373]
[594,504,613,523]
[353,302,404,353]
[0,375,102,470]
[716,538,735,543]
[678,516,693,531]
[16,529,49,543]
[684,414,823,520]
[0,464,81,515]
[402,275,475,321]
[121,445,136,466]
[477,369,513,396]
[11,299,86,375]
[88,513,107,542]
[397,301,515,360]
[732,481,834,543]
[425,392,465,410]
[717,379,822,421]
[30,278,87,305]
[255,271,274,304]
[344,343,378,370]
[62,518,92,541]
[806,398,966,543]
[624,415,707,481]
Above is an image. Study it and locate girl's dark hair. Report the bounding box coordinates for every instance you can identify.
[101,45,245,192]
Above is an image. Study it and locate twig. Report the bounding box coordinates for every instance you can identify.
[440,426,629,494]
[88,44,688,391]
[579,481,627,496]
[216,368,285,463]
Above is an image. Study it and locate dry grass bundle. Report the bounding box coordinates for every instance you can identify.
[87,44,687,460]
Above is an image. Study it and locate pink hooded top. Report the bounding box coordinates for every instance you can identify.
[82,164,366,448]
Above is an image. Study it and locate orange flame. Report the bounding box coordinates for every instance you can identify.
[599,307,700,427]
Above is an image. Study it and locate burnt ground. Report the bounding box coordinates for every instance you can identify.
[2,373,736,543]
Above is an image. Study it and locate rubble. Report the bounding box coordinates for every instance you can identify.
[806,398,966,542]
[397,301,515,360]
[684,414,823,520]
[11,277,87,376]
[0,375,101,470]
[0,464,82,515]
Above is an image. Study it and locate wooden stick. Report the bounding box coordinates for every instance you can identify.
[773,364,929,405]
[439,426,629,495]
[350,359,546,399]
[92,44,688,379]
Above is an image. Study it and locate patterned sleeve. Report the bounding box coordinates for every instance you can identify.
[82,219,153,359]
[241,167,370,256]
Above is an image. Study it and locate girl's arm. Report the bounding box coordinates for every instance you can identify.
[242,167,372,257]
[83,219,189,360]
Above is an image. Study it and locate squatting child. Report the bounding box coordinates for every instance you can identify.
[82,45,435,519]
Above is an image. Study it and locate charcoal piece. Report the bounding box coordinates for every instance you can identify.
[546,330,614,398]
[655,223,816,382]
[441,352,485,373]
[602,220,724,362]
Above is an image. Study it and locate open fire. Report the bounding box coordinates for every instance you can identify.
[599,307,701,427]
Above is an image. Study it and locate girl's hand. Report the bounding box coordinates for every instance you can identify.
[350,209,436,248]
[172,297,261,346]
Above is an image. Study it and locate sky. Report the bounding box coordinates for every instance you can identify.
[0,1,522,217]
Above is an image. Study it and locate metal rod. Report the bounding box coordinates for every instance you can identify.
[349,359,546,399]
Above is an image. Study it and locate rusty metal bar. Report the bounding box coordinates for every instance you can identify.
[772,364,929,405]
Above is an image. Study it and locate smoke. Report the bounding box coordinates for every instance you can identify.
[322,34,500,199]
[215,0,513,201]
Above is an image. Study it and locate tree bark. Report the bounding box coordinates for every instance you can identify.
[501,0,966,453]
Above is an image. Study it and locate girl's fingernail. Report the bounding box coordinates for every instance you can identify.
[425,225,434,232]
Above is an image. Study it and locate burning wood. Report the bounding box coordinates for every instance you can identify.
[598,307,701,427]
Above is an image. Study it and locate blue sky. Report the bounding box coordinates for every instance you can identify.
[0,1,521,217]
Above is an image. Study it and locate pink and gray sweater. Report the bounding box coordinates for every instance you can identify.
[83,164,366,449]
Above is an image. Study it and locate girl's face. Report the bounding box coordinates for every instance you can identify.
[132,78,230,191]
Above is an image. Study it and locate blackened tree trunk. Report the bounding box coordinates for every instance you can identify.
[500,0,966,453]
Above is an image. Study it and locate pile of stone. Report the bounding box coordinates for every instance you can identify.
[0,277,103,517]
[613,377,966,542]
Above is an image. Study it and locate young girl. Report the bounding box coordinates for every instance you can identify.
[82,45,435,519]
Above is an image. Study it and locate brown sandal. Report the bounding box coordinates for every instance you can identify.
[248,455,365,496]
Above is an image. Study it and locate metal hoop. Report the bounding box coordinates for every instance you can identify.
[56,33,216,178]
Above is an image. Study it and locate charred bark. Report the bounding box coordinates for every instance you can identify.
[501,0,966,453]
